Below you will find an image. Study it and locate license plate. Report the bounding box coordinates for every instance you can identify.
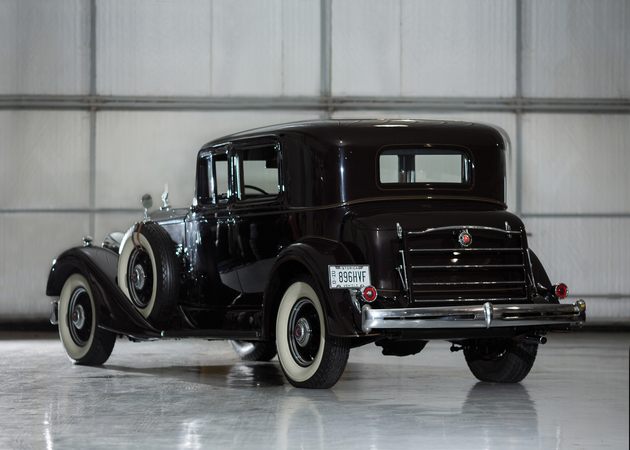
[329,265,371,289]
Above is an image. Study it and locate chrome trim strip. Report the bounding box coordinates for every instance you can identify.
[411,297,529,303]
[407,225,522,236]
[398,249,409,292]
[412,280,525,286]
[361,300,586,333]
[409,247,523,253]
[411,264,525,269]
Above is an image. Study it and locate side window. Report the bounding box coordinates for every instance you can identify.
[238,145,280,200]
[210,152,230,204]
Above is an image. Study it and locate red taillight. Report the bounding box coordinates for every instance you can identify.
[554,283,568,299]
[362,286,377,302]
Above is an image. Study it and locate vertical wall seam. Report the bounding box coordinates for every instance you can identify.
[515,0,523,100]
[209,0,213,96]
[88,0,97,237]
[515,0,523,217]
[90,0,97,97]
[516,111,523,216]
[89,109,96,237]
[399,0,403,97]
[320,0,331,118]
[281,0,285,95]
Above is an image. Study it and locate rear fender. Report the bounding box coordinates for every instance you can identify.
[527,249,559,303]
[262,238,362,340]
[46,247,160,338]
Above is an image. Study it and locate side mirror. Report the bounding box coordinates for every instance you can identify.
[142,194,153,220]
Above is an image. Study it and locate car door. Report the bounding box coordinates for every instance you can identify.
[186,147,242,305]
[231,140,284,295]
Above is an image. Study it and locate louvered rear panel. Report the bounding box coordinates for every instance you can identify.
[404,226,528,304]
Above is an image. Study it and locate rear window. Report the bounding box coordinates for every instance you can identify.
[379,148,470,185]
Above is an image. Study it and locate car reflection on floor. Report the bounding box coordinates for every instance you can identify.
[0,332,627,449]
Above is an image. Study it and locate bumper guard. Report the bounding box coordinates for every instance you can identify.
[362,300,586,333]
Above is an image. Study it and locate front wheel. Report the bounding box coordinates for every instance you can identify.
[275,276,350,389]
[58,273,116,365]
[464,338,538,383]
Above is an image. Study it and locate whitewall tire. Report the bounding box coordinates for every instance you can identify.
[276,276,350,389]
[118,223,179,328]
[58,273,115,365]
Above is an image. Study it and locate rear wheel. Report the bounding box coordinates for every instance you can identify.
[276,275,350,389]
[58,273,116,365]
[230,340,277,361]
[464,338,537,383]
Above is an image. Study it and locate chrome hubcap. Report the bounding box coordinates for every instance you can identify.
[127,249,153,308]
[72,304,85,329]
[294,317,311,347]
[132,264,146,290]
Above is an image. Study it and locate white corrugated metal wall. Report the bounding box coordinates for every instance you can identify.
[1,0,628,324]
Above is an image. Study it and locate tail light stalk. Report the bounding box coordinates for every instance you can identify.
[348,286,379,313]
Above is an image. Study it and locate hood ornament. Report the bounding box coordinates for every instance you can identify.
[160,182,170,210]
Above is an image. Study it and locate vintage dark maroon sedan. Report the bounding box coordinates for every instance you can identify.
[47,119,586,388]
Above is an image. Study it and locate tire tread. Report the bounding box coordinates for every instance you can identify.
[137,223,179,327]
[75,328,116,366]
[299,335,350,389]
[464,340,537,383]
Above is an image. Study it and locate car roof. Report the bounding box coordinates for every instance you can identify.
[201,119,505,150]
[199,119,508,209]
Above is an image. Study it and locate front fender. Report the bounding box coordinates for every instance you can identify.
[263,238,363,339]
[46,247,160,338]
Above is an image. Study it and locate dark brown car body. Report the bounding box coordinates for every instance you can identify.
[47,120,585,388]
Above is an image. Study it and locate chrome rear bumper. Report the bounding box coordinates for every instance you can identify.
[361,300,586,333]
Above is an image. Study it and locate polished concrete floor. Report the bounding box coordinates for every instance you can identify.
[0,331,627,450]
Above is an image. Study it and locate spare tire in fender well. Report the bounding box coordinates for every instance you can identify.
[118,222,180,328]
